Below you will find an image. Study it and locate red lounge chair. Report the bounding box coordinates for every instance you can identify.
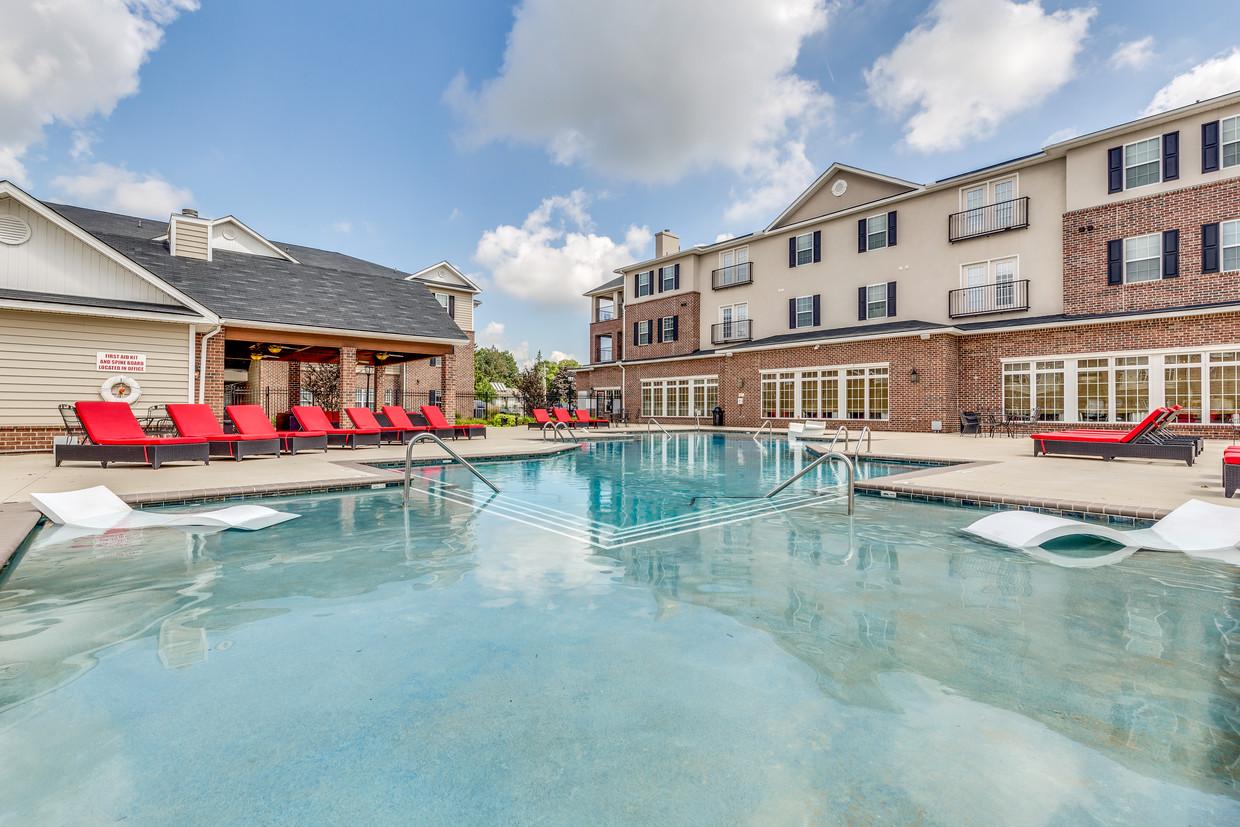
[380,406,432,442]
[551,408,577,426]
[1224,448,1240,498]
[421,404,486,439]
[290,405,381,449]
[347,407,424,444]
[1031,407,1194,465]
[167,404,281,460]
[574,408,610,428]
[226,405,328,455]
[54,401,210,469]
[527,408,553,430]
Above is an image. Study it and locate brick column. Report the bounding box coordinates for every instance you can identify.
[195,329,227,418]
[287,362,302,409]
[338,347,359,422]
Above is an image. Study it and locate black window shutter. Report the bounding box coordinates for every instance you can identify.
[1162,230,1179,279]
[1162,131,1179,181]
[857,286,866,321]
[1203,222,1221,273]
[448,295,455,318]
[671,315,679,342]
[812,231,821,263]
[657,318,664,343]
[812,294,821,326]
[1107,146,1123,193]
[1203,121,1220,172]
[788,298,797,328]
[1107,239,1123,285]
[857,219,867,253]
[789,237,797,268]
[633,275,639,294]
[656,269,664,293]
[673,264,680,289]
[887,211,898,247]
[633,321,639,344]
[887,281,897,317]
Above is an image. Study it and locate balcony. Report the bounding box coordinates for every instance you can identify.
[947,197,1029,243]
[597,346,613,363]
[711,319,753,345]
[948,279,1030,318]
[712,261,753,290]
[595,307,615,322]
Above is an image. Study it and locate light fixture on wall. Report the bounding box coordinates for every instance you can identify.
[910,369,920,383]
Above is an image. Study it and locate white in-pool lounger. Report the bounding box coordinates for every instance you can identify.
[30,485,298,532]
[963,499,1240,566]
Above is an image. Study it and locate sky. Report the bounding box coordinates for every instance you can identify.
[2,0,1239,367]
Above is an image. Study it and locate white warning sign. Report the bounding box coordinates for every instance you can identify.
[96,351,147,372]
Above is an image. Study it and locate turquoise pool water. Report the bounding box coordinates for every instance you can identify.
[1,434,1237,824]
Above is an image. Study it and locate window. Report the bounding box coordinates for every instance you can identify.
[716,246,750,287]
[761,365,885,420]
[1225,219,1240,272]
[641,377,717,417]
[429,356,442,367]
[1225,116,1239,169]
[960,258,1018,314]
[1114,356,1150,422]
[1003,362,1031,416]
[659,316,678,343]
[857,282,896,320]
[1210,351,1240,422]
[433,292,455,317]
[428,389,439,406]
[793,295,816,328]
[635,271,654,297]
[659,264,679,292]
[1124,137,1160,189]
[635,320,652,346]
[1006,361,1063,420]
[354,388,374,407]
[788,231,820,267]
[384,389,392,406]
[1165,354,1202,422]
[596,298,614,322]
[597,335,613,362]
[1076,358,1108,420]
[858,211,896,252]
[1124,234,1161,283]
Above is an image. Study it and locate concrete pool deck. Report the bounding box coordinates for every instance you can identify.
[2,424,1237,566]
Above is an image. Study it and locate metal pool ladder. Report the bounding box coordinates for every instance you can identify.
[853,426,871,459]
[542,421,577,441]
[403,432,500,506]
[752,419,773,443]
[827,425,850,453]
[764,450,854,515]
[647,417,670,435]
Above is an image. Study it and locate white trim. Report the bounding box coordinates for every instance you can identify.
[218,317,468,345]
[765,162,921,233]
[760,361,889,376]
[1044,89,1240,154]
[0,296,213,325]
[405,260,482,293]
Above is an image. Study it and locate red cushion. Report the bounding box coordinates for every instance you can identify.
[381,406,421,430]
[420,404,451,428]
[167,403,227,437]
[1031,431,1126,444]
[292,405,378,434]
[226,405,277,436]
[76,401,150,442]
[532,409,551,423]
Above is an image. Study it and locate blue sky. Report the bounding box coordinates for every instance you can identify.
[3,0,1238,366]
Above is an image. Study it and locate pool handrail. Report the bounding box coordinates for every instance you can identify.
[403,432,500,506]
[764,450,854,515]
[827,426,850,453]
[752,420,773,443]
[542,420,577,441]
[648,417,670,435]
[853,426,872,459]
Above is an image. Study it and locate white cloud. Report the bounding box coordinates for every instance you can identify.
[0,0,198,183]
[1110,37,1155,71]
[477,321,506,348]
[332,220,353,233]
[549,350,576,363]
[474,189,651,309]
[865,0,1095,153]
[69,130,97,161]
[446,0,831,185]
[1043,127,1080,146]
[51,163,193,217]
[1142,48,1240,116]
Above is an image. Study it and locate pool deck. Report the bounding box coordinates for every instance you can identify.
[2,425,1237,567]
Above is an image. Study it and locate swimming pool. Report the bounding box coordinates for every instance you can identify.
[1,434,1237,824]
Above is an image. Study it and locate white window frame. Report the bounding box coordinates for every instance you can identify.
[865,213,888,251]
[640,376,718,418]
[433,293,450,312]
[1124,233,1161,283]
[960,256,1019,312]
[794,233,814,266]
[661,316,675,342]
[1222,115,1239,169]
[1222,218,1240,272]
[865,283,888,319]
[636,320,652,346]
[597,334,613,362]
[719,246,749,268]
[794,295,814,328]
[960,175,1019,234]
[635,271,653,297]
[1123,136,1161,190]
[760,363,889,421]
[659,265,677,292]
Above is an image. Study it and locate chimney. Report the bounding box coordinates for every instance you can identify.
[168,208,211,261]
[655,229,679,258]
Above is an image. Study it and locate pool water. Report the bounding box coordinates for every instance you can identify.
[1,435,1237,824]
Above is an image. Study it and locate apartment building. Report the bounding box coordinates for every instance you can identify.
[576,90,1240,433]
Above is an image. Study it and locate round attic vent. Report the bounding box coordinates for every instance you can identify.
[831,179,848,197]
[0,214,32,245]
[221,227,237,241]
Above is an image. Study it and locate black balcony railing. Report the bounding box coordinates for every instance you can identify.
[711,319,753,344]
[596,307,615,322]
[948,279,1030,318]
[712,261,753,290]
[947,197,1029,242]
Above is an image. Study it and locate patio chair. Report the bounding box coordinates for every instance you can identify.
[380,406,433,442]
[421,404,486,439]
[226,405,328,455]
[290,405,381,449]
[53,401,210,469]
[574,409,610,428]
[527,408,553,430]
[167,404,281,460]
[1030,407,1195,466]
[959,411,980,436]
[347,407,424,444]
[57,403,85,442]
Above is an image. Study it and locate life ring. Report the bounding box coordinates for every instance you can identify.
[100,375,142,404]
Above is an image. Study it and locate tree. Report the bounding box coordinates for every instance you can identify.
[475,346,519,401]
[302,362,340,411]
[549,367,576,408]
[513,365,546,414]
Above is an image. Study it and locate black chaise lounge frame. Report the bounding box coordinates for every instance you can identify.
[1031,437,1195,466]
[54,440,212,470]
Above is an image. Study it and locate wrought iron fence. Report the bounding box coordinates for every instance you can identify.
[223,386,290,416]
[712,261,753,290]
[947,197,1029,242]
[947,279,1030,318]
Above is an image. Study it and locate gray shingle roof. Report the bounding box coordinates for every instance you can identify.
[45,203,467,341]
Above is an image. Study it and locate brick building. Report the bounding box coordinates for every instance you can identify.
[575,91,1240,435]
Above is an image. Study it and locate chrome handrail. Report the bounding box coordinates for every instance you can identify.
[752,419,773,443]
[764,450,854,514]
[853,426,872,459]
[827,425,850,453]
[648,417,670,435]
[403,432,500,506]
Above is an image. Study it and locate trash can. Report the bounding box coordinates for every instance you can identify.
[712,406,724,427]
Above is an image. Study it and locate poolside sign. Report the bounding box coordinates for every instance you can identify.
[96,351,146,372]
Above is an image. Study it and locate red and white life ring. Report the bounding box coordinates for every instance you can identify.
[100,375,142,404]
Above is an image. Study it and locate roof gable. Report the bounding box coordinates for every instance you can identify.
[405,260,480,294]
[766,164,920,232]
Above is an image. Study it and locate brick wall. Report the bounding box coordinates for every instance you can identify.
[625,292,701,360]
[0,426,64,452]
[1064,177,1240,316]
[589,316,624,363]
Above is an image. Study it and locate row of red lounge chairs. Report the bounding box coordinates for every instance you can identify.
[53,402,485,469]
[527,408,610,429]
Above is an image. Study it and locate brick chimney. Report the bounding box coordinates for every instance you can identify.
[655,229,679,258]
[169,208,211,261]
